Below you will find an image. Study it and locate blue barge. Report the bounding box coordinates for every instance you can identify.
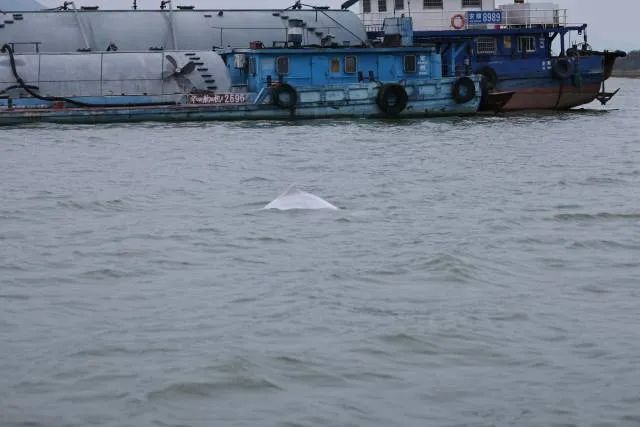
[0,2,625,112]
[351,0,626,110]
[0,45,481,125]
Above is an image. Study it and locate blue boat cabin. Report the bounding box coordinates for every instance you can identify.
[225,47,444,92]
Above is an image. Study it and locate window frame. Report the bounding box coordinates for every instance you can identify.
[362,0,371,13]
[517,36,536,53]
[275,56,289,75]
[330,57,341,73]
[378,0,387,12]
[461,0,482,8]
[345,55,357,74]
[403,55,417,73]
[475,37,497,55]
[394,0,404,10]
[423,0,443,9]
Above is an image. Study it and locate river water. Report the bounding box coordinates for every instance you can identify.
[1,78,639,427]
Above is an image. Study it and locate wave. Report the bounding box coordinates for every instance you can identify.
[378,333,441,355]
[553,212,640,222]
[240,176,272,183]
[80,268,132,279]
[70,346,178,358]
[57,199,131,212]
[0,294,30,300]
[568,240,640,250]
[418,253,480,283]
[147,378,281,400]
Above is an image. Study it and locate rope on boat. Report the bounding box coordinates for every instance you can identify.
[1,43,95,107]
[1,44,175,109]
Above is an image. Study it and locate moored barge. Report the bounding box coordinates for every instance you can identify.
[0,44,482,125]
[354,0,626,110]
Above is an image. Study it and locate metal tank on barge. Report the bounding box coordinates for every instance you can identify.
[0,2,368,53]
[0,7,482,125]
[352,0,626,111]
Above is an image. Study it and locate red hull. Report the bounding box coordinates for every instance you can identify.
[501,83,601,111]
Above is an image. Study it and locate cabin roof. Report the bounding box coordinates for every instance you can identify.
[231,46,437,55]
[380,24,589,41]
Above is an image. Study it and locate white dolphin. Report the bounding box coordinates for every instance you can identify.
[263,186,339,211]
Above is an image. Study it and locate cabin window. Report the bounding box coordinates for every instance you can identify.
[249,57,257,76]
[476,37,497,55]
[330,57,341,73]
[518,36,536,53]
[462,0,481,7]
[404,55,417,73]
[378,0,387,12]
[503,36,512,49]
[423,0,443,9]
[345,56,357,74]
[362,0,371,13]
[395,0,404,10]
[276,56,289,75]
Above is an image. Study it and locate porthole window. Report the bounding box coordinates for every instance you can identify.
[345,56,357,74]
[276,56,289,75]
[404,55,417,73]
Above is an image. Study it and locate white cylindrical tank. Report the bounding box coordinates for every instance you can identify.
[0,50,231,98]
[0,9,367,54]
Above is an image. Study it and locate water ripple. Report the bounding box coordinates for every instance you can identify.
[147,378,282,400]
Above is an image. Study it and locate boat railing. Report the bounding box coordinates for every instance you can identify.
[501,7,568,28]
[5,42,42,53]
[360,8,568,32]
[210,25,344,48]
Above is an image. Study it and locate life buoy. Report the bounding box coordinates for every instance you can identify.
[452,77,476,104]
[376,83,409,116]
[552,58,573,80]
[451,14,466,30]
[272,83,297,109]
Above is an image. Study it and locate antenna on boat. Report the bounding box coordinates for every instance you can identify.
[133,0,137,10]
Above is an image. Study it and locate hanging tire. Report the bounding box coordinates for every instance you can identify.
[376,83,408,116]
[552,58,573,80]
[452,77,476,104]
[272,83,297,109]
[477,66,498,91]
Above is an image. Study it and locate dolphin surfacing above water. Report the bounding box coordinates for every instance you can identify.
[263,186,339,211]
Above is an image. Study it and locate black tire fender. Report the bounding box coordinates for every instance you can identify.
[552,58,573,80]
[376,83,409,116]
[452,77,477,104]
[477,66,498,91]
[272,83,298,109]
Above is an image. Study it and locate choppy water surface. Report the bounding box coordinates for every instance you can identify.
[1,78,639,427]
